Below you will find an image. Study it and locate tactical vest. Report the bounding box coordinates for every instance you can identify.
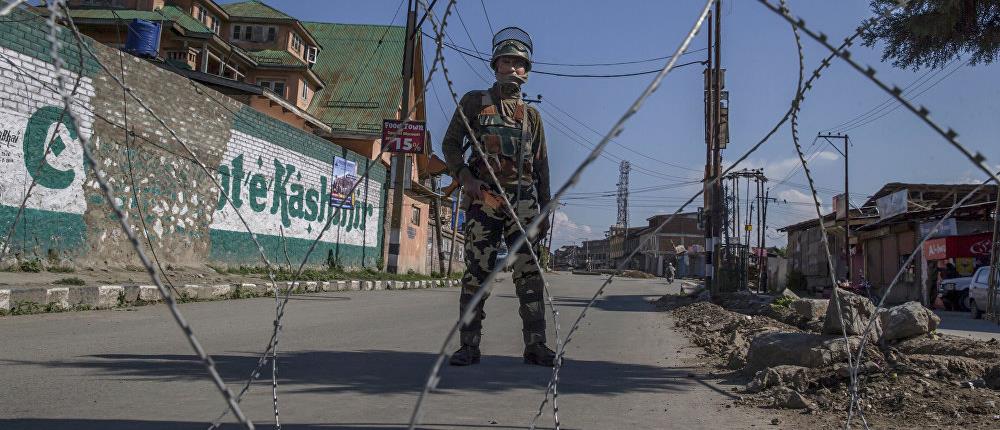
[469,91,534,185]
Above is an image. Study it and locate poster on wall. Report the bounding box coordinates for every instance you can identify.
[331,156,359,209]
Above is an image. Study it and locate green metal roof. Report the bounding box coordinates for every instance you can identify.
[246,49,305,67]
[65,6,213,36]
[302,22,406,135]
[221,0,295,21]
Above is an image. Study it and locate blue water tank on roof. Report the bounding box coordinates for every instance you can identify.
[125,19,161,58]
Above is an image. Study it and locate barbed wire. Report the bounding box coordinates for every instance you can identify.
[53,9,284,427]
[779,0,864,426]
[206,1,456,426]
[42,1,254,428]
[422,4,567,427]
[754,0,1000,428]
[0,0,24,17]
[0,13,86,262]
[406,1,716,429]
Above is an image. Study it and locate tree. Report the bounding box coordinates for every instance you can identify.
[861,0,1000,70]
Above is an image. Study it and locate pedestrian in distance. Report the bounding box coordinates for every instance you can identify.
[441,27,555,367]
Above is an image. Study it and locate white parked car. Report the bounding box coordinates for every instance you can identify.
[967,266,999,319]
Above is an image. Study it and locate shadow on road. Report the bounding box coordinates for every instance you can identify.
[0,419,575,430]
[492,292,660,313]
[2,349,698,397]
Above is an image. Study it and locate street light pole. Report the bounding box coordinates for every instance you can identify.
[819,133,851,283]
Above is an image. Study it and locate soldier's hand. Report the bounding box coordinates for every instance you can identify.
[459,169,488,201]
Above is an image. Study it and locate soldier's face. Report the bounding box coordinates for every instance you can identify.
[495,56,527,80]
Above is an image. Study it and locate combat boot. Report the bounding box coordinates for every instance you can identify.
[449,331,482,366]
[523,342,556,367]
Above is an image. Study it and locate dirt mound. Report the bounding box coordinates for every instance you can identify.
[621,270,655,279]
[666,295,1000,429]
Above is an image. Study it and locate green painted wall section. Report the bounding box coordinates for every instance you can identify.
[0,206,85,259]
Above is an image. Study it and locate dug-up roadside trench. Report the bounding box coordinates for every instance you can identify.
[656,288,1000,429]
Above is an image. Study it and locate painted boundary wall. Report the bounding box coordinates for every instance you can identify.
[0,9,385,269]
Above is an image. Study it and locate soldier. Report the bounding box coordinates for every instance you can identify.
[441,27,555,367]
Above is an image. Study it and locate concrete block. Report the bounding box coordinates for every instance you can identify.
[373,280,383,291]
[320,281,332,292]
[138,286,162,302]
[123,285,141,303]
[11,288,47,305]
[0,289,10,311]
[46,287,69,309]
[335,281,347,291]
[304,281,318,292]
[349,280,360,291]
[204,284,232,299]
[97,286,124,309]
[385,281,396,290]
[177,284,201,300]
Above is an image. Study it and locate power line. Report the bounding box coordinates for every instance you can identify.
[544,97,704,172]
[441,33,710,67]
[478,0,494,35]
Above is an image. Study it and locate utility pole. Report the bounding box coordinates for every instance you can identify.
[711,0,724,294]
[986,187,1000,323]
[386,0,417,274]
[703,8,713,295]
[818,133,850,282]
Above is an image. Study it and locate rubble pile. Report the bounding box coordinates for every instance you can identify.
[663,290,1000,429]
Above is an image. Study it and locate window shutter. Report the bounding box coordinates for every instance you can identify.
[253,26,264,42]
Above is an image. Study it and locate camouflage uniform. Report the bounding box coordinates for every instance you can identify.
[442,83,551,348]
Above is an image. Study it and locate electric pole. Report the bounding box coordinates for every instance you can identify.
[986,187,1000,323]
[386,0,418,274]
[818,133,850,283]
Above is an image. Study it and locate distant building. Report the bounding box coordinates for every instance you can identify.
[635,212,706,277]
[780,182,997,305]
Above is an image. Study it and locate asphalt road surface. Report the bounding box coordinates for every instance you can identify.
[0,272,769,429]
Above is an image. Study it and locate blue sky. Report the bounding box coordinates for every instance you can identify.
[222,0,1000,250]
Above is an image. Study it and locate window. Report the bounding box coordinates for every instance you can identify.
[291,32,303,54]
[232,25,241,40]
[244,26,252,40]
[267,27,276,42]
[976,268,990,285]
[306,46,318,64]
[411,206,421,225]
[257,79,286,97]
[211,16,220,35]
[197,7,205,24]
[300,81,309,101]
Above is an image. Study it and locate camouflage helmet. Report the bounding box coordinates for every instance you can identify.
[491,26,533,72]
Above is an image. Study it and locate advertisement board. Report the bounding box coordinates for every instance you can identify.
[382,119,426,153]
[876,189,908,220]
[330,156,359,209]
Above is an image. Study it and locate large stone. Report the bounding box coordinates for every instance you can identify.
[879,301,941,342]
[772,387,811,409]
[747,365,811,393]
[746,332,859,372]
[791,299,829,321]
[984,365,1000,390]
[823,289,882,342]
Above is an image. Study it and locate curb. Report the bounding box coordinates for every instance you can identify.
[0,278,462,315]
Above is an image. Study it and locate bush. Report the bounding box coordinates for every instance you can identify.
[772,295,794,308]
[54,277,85,286]
[48,266,75,273]
[19,259,42,273]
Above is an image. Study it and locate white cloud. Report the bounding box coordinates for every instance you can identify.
[550,210,599,249]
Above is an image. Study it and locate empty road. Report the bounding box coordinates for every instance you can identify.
[0,273,768,429]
